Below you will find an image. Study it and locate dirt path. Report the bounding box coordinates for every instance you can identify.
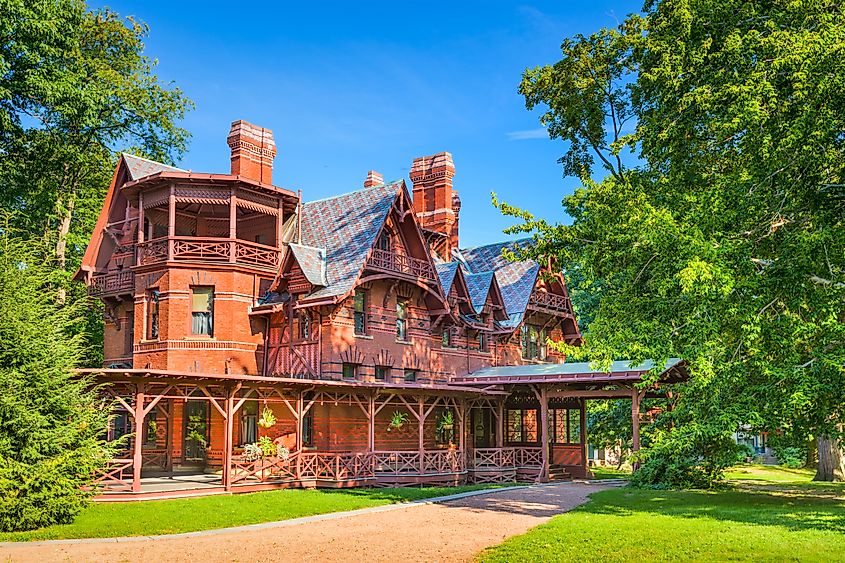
[1,482,611,562]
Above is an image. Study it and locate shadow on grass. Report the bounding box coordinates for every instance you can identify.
[582,485,845,534]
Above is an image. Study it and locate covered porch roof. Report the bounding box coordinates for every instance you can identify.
[450,359,687,386]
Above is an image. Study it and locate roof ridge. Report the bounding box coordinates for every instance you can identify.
[459,236,532,254]
[302,179,402,207]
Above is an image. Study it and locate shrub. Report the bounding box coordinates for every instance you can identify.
[774,446,805,469]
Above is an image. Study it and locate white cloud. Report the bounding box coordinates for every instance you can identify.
[506,128,548,141]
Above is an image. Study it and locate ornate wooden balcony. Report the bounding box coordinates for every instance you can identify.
[88,270,135,297]
[528,290,572,315]
[365,248,436,282]
[136,236,282,271]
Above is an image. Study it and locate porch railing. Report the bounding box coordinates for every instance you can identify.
[136,236,282,270]
[365,249,436,282]
[528,290,572,313]
[471,447,542,469]
[92,458,134,492]
[268,340,320,379]
[88,270,135,297]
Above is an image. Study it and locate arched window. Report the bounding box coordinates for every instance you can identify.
[376,230,391,252]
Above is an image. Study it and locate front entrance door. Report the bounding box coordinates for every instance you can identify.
[471,408,495,448]
[183,400,209,465]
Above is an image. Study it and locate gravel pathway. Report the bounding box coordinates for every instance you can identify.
[1,482,612,562]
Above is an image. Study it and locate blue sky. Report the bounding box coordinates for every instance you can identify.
[93,1,641,247]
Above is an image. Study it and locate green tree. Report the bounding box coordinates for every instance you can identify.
[0,229,111,531]
[502,0,845,483]
[0,0,192,298]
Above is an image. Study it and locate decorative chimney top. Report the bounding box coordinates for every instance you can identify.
[226,120,277,184]
[364,170,384,188]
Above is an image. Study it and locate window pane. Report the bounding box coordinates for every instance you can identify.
[396,300,407,340]
[148,290,159,339]
[523,409,538,442]
[375,366,387,380]
[354,290,365,312]
[403,369,416,382]
[191,287,214,336]
[302,410,313,447]
[568,409,581,443]
[342,363,356,379]
[507,409,523,442]
[192,287,213,312]
[354,291,366,335]
[554,409,567,444]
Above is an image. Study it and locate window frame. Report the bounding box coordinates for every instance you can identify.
[506,408,539,443]
[240,402,258,446]
[147,289,160,340]
[403,369,417,382]
[342,363,357,380]
[375,365,389,381]
[396,298,408,341]
[441,327,452,348]
[353,290,367,335]
[191,286,214,337]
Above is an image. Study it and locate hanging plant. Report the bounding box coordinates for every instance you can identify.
[258,405,276,428]
[258,435,277,457]
[437,410,454,431]
[387,410,409,431]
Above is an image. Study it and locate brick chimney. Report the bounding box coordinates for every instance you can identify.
[364,170,383,187]
[410,152,458,258]
[227,120,277,184]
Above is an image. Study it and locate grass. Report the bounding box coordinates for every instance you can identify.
[480,465,845,562]
[589,466,631,480]
[0,484,505,542]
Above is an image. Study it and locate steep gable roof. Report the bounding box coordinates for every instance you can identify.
[435,262,460,294]
[121,153,185,180]
[464,271,496,314]
[459,238,540,328]
[298,180,401,301]
[288,243,327,286]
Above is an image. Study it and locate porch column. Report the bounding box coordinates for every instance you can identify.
[418,396,425,474]
[496,400,504,448]
[131,383,146,493]
[222,388,234,490]
[368,393,376,452]
[631,388,645,470]
[580,398,589,477]
[229,187,237,262]
[295,392,304,451]
[538,387,550,483]
[162,401,174,472]
[167,183,175,261]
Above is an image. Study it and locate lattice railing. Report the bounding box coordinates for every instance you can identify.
[88,270,134,297]
[92,458,134,492]
[366,249,436,282]
[230,452,299,484]
[136,237,281,270]
[513,447,543,467]
[472,448,516,469]
[423,450,465,474]
[372,451,421,474]
[528,290,572,313]
[298,452,375,481]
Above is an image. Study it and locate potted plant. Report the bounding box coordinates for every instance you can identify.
[387,410,409,432]
[258,405,276,429]
[437,410,454,432]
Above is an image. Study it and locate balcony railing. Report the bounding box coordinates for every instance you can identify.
[365,248,436,282]
[88,270,135,297]
[136,237,282,270]
[528,290,572,314]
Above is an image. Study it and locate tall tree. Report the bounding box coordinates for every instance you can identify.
[502,0,845,482]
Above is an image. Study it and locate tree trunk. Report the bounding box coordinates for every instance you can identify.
[814,435,845,482]
[54,185,76,304]
[805,436,818,469]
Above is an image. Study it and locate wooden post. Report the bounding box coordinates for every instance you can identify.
[418,396,425,474]
[167,183,176,261]
[632,388,644,471]
[368,393,376,452]
[163,401,174,472]
[295,391,304,451]
[229,187,237,262]
[538,387,550,483]
[580,398,589,478]
[496,400,505,448]
[222,388,234,490]
[131,383,146,493]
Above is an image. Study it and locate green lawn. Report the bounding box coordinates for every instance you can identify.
[0,484,503,542]
[589,466,631,480]
[480,465,845,562]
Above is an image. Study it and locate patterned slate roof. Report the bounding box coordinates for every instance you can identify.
[464,271,495,314]
[288,243,327,286]
[299,181,401,301]
[435,262,460,295]
[458,239,539,328]
[122,153,184,180]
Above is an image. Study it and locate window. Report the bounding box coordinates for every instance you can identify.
[109,411,131,443]
[550,408,582,444]
[353,290,367,335]
[396,299,408,341]
[240,402,257,445]
[191,286,214,336]
[297,311,311,340]
[441,327,452,348]
[520,325,547,360]
[147,289,159,339]
[506,409,538,443]
[376,231,391,251]
[375,365,389,381]
[342,363,357,380]
[302,409,314,447]
[478,331,488,352]
[403,369,417,382]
